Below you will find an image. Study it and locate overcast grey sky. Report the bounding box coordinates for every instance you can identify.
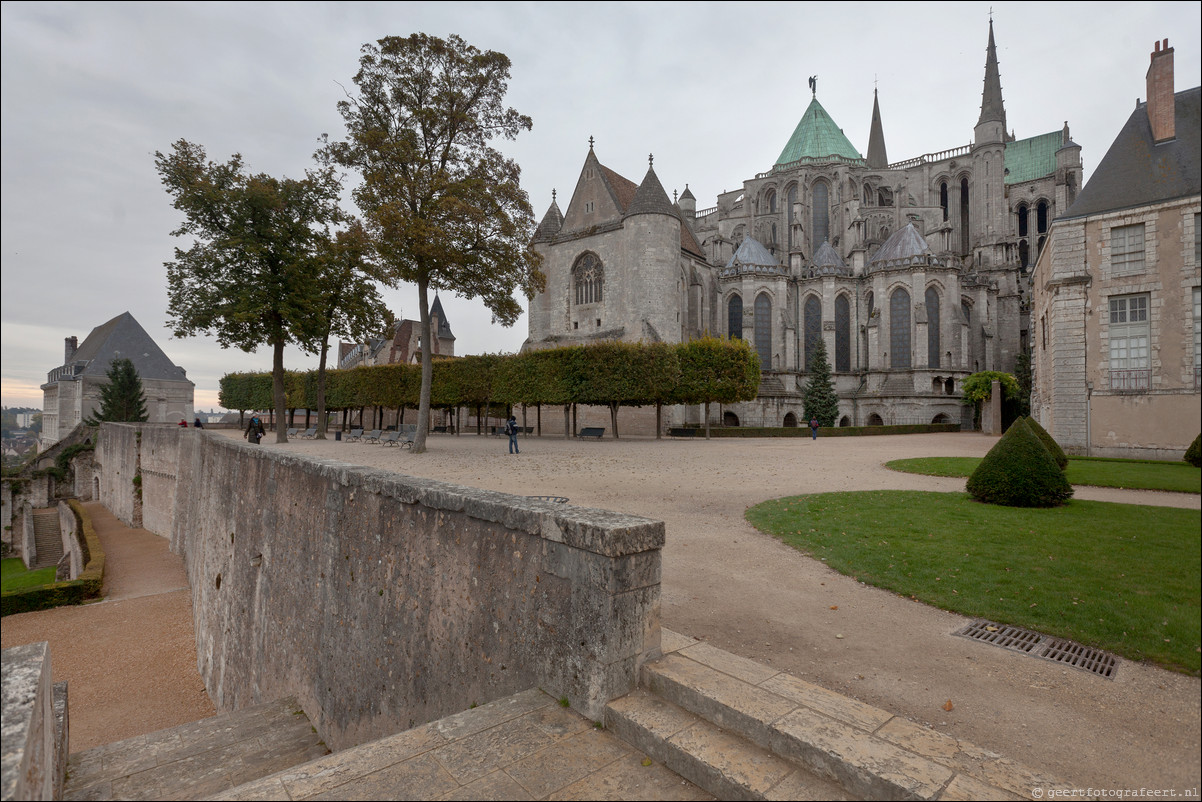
[3,1,1200,410]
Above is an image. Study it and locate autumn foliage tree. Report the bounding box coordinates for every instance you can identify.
[324,34,545,453]
[156,140,345,443]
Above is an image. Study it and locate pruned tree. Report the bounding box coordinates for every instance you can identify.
[86,358,148,424]
[802,338,840,427]
[310,223,393,438]
[156,139,344,443]
[323,33,545,453]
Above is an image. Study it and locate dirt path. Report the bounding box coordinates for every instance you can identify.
[234,429,1200,795]
[0,502,214,751]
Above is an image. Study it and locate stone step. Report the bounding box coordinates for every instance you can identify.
[215,688,711,801]
[638,634,1069,801]
[31,509,63,568]
[606,689,851,801]
[63,697,328,801]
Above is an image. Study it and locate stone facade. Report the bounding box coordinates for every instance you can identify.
[526,21,1080,433]
[1032,40,1201,458]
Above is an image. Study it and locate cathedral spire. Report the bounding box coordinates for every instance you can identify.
[976,18,1007,132]
[866,88,888,169]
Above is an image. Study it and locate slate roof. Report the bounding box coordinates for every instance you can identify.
[599,164,639,212]
[869,223,932,266]
[626,166,677,218]
[430,296,455,341]
[977,20,1007,129]
[533,198,564,242]
[866,89,888,169]
[725,236,780,269]
[812,241,852,276]
[61,312,190,383]
[776,97,864,166]
[1063,86,1201,219]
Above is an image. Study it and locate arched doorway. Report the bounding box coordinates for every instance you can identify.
[783,413,798,428]
[723,411,740,427]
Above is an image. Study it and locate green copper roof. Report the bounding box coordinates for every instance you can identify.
[1004,131,1060,185]
[775,97,863,166]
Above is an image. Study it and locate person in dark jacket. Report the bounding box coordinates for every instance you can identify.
[245,416,265,444]
[505,415,520,454]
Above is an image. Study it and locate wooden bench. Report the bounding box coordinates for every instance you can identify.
[578,427,605,440]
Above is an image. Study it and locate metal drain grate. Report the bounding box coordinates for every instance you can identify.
[953,620,1118,679]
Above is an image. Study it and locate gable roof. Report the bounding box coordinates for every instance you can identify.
[1063,86,1201,219]
[599,163,639,213]
[66,312,190,383]
[776,97,864,166]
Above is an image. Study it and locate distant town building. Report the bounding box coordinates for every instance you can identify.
[338,297,455,370]
[1032,39,1200,458]
[40,312,195,447]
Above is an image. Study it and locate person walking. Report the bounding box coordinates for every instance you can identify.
[809,417,820,440]
[245,416,265,445]
[505,415,520,455]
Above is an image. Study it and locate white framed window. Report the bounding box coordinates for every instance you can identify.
[1109,223,1145,276]
[1108,293,1150,391]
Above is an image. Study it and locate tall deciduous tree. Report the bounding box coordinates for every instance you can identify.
[802,338,840,427]
[324,33,545,453]
[156,140,344,443]
[86,358,148,424]
[310,223,393,438]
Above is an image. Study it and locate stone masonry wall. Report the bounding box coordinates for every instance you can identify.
[103,425,663,752]
[96,424,141,527]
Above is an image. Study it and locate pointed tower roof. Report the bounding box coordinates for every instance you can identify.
[776,97,864,166]
[625,159,677,218]
[532,192,564,242]
[678,185,695,201]
[430,295,455,341]
[976,19,1007,129]
[869,223,932,268]
[866,89,888,169]
[812,241,851,276]
[725,236,780,269]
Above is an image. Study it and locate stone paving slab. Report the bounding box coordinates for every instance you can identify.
[64,697,327,801]
[217,690,709,801]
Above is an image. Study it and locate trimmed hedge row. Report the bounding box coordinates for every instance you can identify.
[1,500,105,617]
[692,423,962,438]
[219,338,762,414]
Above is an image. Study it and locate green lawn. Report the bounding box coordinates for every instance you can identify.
[746,491,1201,674]
[886,456,1201,494]
[1,558,57,592]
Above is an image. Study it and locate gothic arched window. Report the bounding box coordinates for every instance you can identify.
[804,295,822,371]
[766,189,777,214]
[755,293,772,370]
[925,287,941,368]
[812,181,830,247]
[787,185,798,248]
[890,288,911,368]
[728,294,743,340]
[835,294,851,372]
[572,252,603,305]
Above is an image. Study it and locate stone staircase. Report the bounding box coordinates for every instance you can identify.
[63,697,329,801]
[61,634,1065,800]
[31,507,64,569]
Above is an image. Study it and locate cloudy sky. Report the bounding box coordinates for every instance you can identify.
[3,1,1200,411]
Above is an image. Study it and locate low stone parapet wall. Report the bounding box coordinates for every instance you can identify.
[0,642,61,801]
[104,425,663,752]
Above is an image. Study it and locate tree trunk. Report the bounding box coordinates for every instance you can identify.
[610,402,619,439]
[563,404,571,440]
[536,404,541,437]
[655,402,662,439]
[704,401,711,440]
[272,339,289,443]
[411,281,433,453]
[315,336,330,439]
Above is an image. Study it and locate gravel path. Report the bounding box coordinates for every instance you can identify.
[2,430,1197,795]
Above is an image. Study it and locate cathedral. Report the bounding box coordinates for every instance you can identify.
[525,21,1083,430]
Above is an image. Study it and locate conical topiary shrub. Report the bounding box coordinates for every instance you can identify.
[1186,433,1202,468]
[967,418,1073,507]
[1022,416,1068,470]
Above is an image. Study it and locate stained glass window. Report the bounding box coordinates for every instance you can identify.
[755,293,772,370]
[835,294,850,372]
[890,288,911,368]
[812,181,829,247]
[728,295,742,339]
[926,287,940,368]
[804,296,822,371]
[572,253,603,305]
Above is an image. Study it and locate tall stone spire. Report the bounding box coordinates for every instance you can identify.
[866,88,888,169]
[976,18,1007,131]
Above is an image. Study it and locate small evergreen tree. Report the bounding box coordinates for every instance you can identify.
[87,358,148,424]
[803,338,840,427]
[1022,416,1068,470]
